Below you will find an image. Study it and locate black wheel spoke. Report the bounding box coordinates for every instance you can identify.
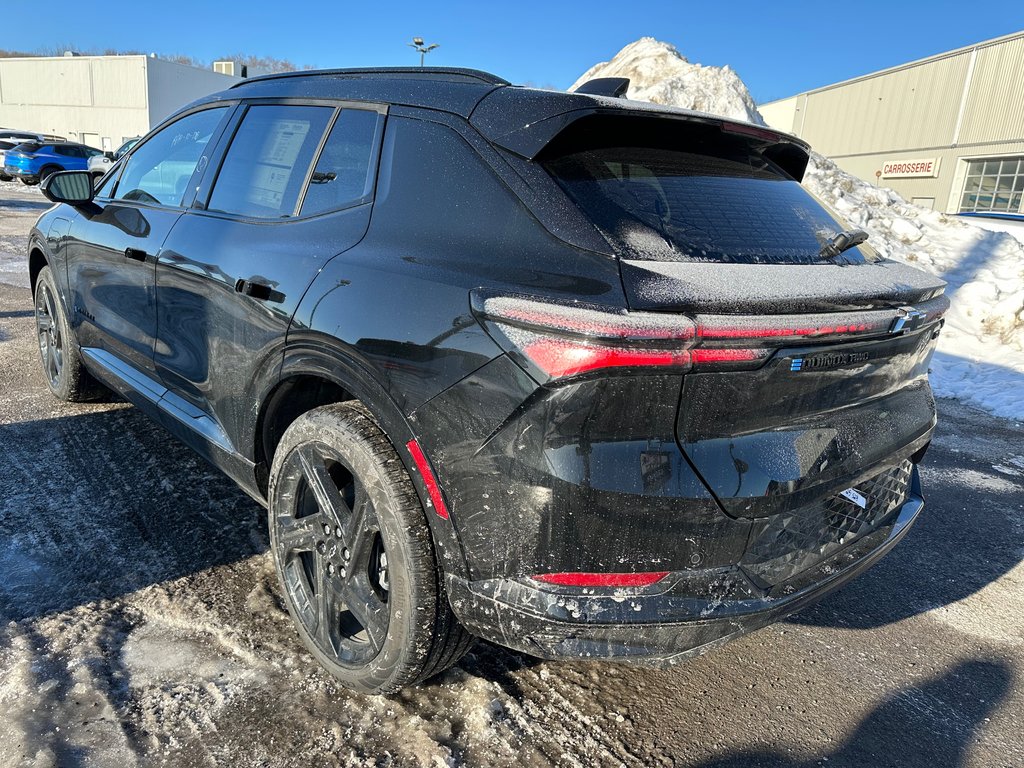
[342,574,388,651]
[343,489,372,567]
[297,443,350,527]
[47,343,58,381]
[276,513,323,553]
[313,552,342,653]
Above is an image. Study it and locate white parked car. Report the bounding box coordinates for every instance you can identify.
[88,137,141,180]
[0,140,19,181]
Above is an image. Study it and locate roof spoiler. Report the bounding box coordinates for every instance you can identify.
[573,77,630,98]
[471,97,812,181]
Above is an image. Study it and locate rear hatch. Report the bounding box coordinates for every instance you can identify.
[540,115,947,522]
[4,143,41,171]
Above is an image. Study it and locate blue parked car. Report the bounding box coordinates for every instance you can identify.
[3,141,103,185]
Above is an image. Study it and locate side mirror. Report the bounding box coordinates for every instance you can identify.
[104,151,115,160]
[41,170,95,206]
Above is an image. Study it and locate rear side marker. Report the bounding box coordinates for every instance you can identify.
[406,439,450,520]
[534,572,669,588]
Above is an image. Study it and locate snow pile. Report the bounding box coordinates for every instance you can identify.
[805,156,1024,419]
[573,39,1024,420]
[570,38,762,125]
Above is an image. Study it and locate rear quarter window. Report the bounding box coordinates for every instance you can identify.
[299,108,381,216]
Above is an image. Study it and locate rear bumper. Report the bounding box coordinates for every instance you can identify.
[447,486,923,664]
[4,165,36,181]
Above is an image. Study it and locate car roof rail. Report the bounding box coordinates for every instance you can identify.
[231,66,510,89]
[573,77,630,98]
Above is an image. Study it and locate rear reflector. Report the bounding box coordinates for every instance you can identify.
[534,572,669,587]
[406,439,449,520]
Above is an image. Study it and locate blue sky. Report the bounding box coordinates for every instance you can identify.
[17,1,1024,103]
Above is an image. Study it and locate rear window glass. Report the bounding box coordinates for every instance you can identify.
[545,132,876,265]
[13,143,41,153]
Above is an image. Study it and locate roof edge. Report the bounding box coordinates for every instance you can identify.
[231,66,510,89]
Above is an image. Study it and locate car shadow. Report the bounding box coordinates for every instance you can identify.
[790,355,1024,631]
[693,658,1012,768]
[0,198,50,212]
[0,405,267,624]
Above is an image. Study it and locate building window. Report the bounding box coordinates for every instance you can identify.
[960,157,1024,214]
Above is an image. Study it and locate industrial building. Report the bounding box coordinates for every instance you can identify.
[0,54,241,152]
[760,30,1024,217]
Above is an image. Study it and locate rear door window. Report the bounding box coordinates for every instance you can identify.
[206,104,334,219]
[544,124,875,265]
[299,109,381,216]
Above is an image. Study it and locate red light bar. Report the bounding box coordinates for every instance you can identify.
[522,338,690,378]
[534,572,669,587]
[691,348,771,364]
[406,439,449,519]
[720,121,785,142]
[697,316,889,341]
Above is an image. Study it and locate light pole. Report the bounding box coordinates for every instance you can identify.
[408,37,439,67]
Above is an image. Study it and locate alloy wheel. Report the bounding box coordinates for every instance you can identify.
[273,441,390,666]
[35,282,63,387]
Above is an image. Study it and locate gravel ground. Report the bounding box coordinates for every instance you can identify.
[1,180,1022,767]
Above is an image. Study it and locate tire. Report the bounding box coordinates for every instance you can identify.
[33,266,107,402]
[38,166,59,185]
[19,177,36,186]
[268,402,472,694]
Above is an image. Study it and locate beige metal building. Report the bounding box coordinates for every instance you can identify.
[0,54,240,151]
[760,30,1024,216]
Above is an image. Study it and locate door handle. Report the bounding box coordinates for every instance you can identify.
[235,279,284,303]
[124,247,149,262]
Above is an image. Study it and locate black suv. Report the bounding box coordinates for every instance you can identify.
[29,68,947,693]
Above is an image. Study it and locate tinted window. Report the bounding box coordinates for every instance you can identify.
[207,104,333,219]
[544,124,875,265]
[53,145,72,156]
[115,108,227,207]
[16,143,43,153]
[115,138,139,158]
[95,168,118,198]
[300,109,380,216]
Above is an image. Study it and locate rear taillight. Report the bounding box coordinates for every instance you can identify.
[472,292,948,383]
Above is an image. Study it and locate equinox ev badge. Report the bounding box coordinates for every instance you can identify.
[790,350,871,372]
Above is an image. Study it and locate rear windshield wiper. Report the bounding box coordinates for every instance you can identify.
[820,229,869,259]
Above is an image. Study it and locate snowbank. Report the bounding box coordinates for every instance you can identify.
[571,38,762,125]
[805,155,1024,420]
[574,40,1024,420]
